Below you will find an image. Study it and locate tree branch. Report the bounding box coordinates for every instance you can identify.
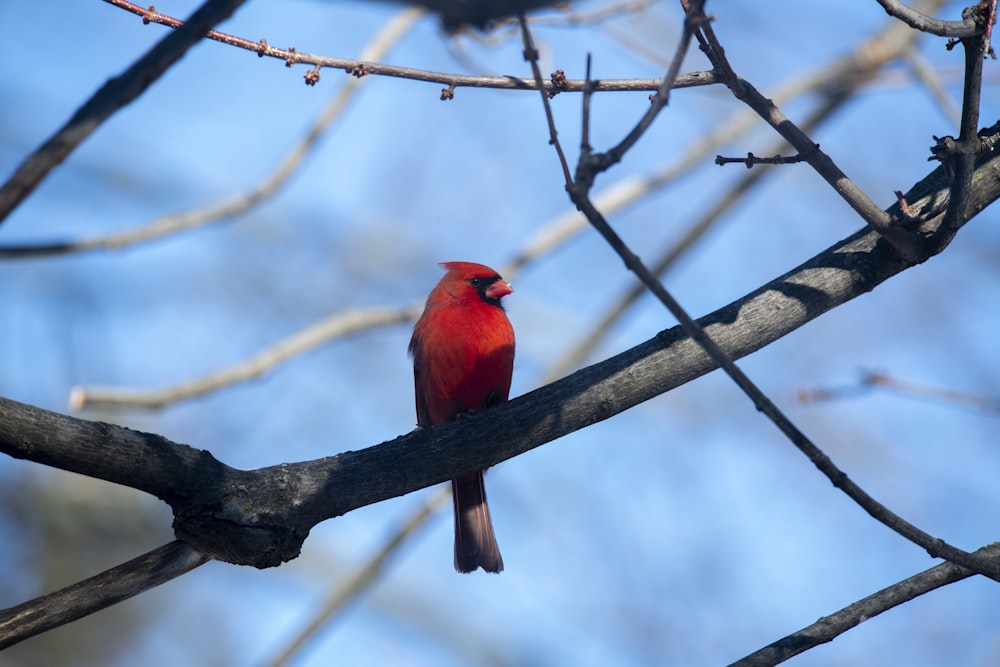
[102,0,717,97]
[730,542,1000,667]
[0,541,208,650]
[929,0,996,252]
[518,14,573,187]
[0,0,247,225]
[873,0,981,37]
[800,370,1000,413]
[2,133,997,572]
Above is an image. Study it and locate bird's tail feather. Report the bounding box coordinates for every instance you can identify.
[452,472,503,573]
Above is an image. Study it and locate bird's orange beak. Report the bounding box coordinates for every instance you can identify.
[485,280,513,300]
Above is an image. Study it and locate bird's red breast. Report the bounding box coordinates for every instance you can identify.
[409,261,515,427]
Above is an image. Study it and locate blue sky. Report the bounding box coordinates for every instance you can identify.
[2,1,1000,665]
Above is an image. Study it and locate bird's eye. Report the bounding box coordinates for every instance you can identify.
[469,277,482,287]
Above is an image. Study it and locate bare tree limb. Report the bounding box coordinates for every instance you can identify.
[730,542,1000,667]
[874,0,981,37]
[101,0,717,97]
[2,2,999,650]
[0,541,209,650]
[0,0,247,225]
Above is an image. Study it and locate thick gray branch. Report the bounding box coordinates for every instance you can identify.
[1,127,998,569]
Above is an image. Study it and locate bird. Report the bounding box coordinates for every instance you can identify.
[409,261,515,573]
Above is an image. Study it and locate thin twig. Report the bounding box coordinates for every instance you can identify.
[102,0,717,95]
[0,0,247,225]
[578,0,706,184]
[507,0,947,276]
[864,371,1000,412]
[714,152,810,167]
[517,14,574,187]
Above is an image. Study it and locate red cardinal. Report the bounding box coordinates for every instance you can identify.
[409,261,515,573]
